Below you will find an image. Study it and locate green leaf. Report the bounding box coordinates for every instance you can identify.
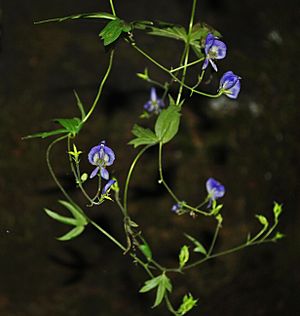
[139,242,152,261]
[177,293,198,315]
[139,275,162,293]
[154,103,181,144]
[22,128,68,139]
[185,233,207,255]
[179,245,189,268]
[99,18,131,46]
[58,200,87,226]
[44,208,78,226]
[54,117,82,135]
[273,202,282,220]
[148,25,187,42]
[255,214,269,227]
[274,232,285,240]
[35,12,116,24]
[131,20,154,30]
[129,124,158,148]
[153,274,172,308]
[57,226,85,241]
[73,90,86,119]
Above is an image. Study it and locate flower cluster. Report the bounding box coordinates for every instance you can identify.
[203,33,241,99]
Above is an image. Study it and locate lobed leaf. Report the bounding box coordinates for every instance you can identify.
[44,208,78,226]
[58,200,87,226]
[57,226,85,241]
[185,233,207,255]
[99,18,131,46]
[129,124,158,148]
[54,117,82,135]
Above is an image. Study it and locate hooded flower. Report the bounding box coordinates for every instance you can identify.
[202,33,227,72]
[144,87,165,114]
[219,71,241,99]
[88,141,115,180]
[206,177,225,206]
[102,179,116,195]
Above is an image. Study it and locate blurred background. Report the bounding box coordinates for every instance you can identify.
[0,0,299,315]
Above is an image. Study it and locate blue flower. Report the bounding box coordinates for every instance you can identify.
[102,179,116,195]
[88,141,115,179]
[219,71,241,99]
[206,178,225,204]
[171,203,180,214]
[202,33,227,72]
[144,87,165,114]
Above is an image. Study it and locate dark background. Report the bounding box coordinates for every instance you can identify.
[0,0,299,315]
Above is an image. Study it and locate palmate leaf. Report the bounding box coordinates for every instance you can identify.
[99,18,131,46]
[129,124,158,148]
[35,11,116,24]
[140,273,172,308]
[148,25,187,42]
[44,200,88,241]
[54,117,82,135]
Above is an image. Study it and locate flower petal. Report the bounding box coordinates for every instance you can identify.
[209,59,218,72]
[206,177,225,200]
[90,167,99,179]
[150,87,157,102]
[102,179,116,194]
[202,58,209,70]
[212,40,227,59]
[88,145,101,165]
[100,167,109,180]
[225,80,241,99]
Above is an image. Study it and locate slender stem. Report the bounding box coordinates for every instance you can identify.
[182,238,274,271]
[131,44,221,98]
[175,0,198,105]
[170,58,204,73]
[158,142,179,202]
[46,135,73,203]
[67,136,94,204]
[165,295,179,315]
[82,50,114,124]
[207,220,221,256]
[123,144,153,215]
[109,0,116,16]
[181,202,211,216]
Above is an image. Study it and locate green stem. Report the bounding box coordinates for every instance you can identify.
[158,142,179,202]
[109,0,116,16]
[123,144,153,215]
[170,58,204,73]
[207,220,221,256]
[175,0,198,105]
[131,44,221,98]
[182,238,274,271]
[82,50,114,124]
[46,135,73,203]
[67,136,94,204]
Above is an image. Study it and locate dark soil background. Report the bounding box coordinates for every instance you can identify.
[0,0,299,315]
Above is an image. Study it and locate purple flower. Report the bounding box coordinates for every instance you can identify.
[206,178,225,204]
[144,87,165,114]
[102,179,116,195]
[88,141,115,180]
[219,71,241,99]
[171,203,180,214]
[202,33,227,72]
